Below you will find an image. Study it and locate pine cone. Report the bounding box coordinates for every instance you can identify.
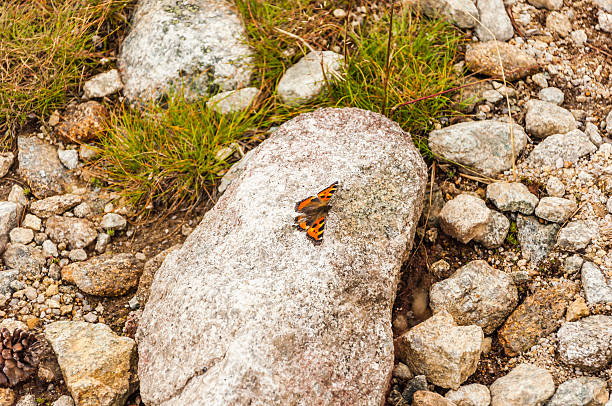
[0,328,39,387]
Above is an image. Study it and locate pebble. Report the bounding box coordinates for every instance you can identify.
[571,29,588,46]
[9,228,34,244]
[22,214,42,231]
[531,73,548,88]
[52,395,75,406]
[95,233,111,253]
[548,377,609,406]
[206,87,259,115]
[68,249,87,262]
[473,210,510,249]
[445,384,490,406]
[82,69,123,99]
[42,240,59,257]
[524,100,577,138]
[546,176,565,197]
[475,0,514,42]
[557,315,612,371]
[538,87,565,105]
[486,182,539,215]
[535,197,577,223]
[57,149,79,170]
[585,122,603,146]
[465,41,538,81]
[413,391,455,406]
[556,220,597,251]
[564,254,584,274]
[527,0,563,10]
[489,363,555,405]
[546,11,572,37]
[565,297,590,321]
[581,261,612,305]
[439,194,491,244]
[526,129,597,167]
[517,215,559,265]
[99,213,127,230]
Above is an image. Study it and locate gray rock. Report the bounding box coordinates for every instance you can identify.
[68,249,87,262]
[136,108,427,405]
[57,149,79,170]
[535,197,577,223]
[95,233,111,254]
[206,87,259,114]
[0,270,18,297]
[62,253,143,297]
[581,261,612,305]
[30,194,83,218]
[527,0,563,10]
[15,394,36,406]
[475,0,513,41]
[73,202,91,218]
[45,216,97,249]
[546,12,572,37]
[3,244,45,273]
[119,0,253,102]
[429,260,518,334]
[489,363,555,406]
[557,315,612,371]
[564,254,584,274]
[517,215,559,265]
[99,213,127,230]
[42,240,58,258]
[525,100,577,138]
[486,182,539,215]
[0,202,18,254]
[594,0,612,13]
[45,321,138,406]
[395,311,483,390]
[445,384,491,406]
[83,69,123,99]
[52,395,75,406]
[79,145,98,162]
[599,11,612,33]
[0,152,14,178]
[538,87,565,105]
[9,228,33,245]
[557,220,598,251]
[548,377,609,406]
[531,73,548,88]
[22,214,41,231]
[277,51,343,106]
[17,136,77,198]
[482,89,504,104]
[474,210,510,249]
[546,176,566,197]
[439,194,492,244]
[571,29,588,46]
[429,120,528,177]
[585,123,603,146]
[527,130,597,167]
[402,0,479,28]
[8,185,27,208]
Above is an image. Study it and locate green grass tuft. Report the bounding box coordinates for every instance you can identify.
[92,93,269,211]
[0,0,129,136]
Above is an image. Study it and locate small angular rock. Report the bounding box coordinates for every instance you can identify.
[557,315,612,371]
[29,194,83,218]
[535,197,577,223]
[548,377,609,406]
[475,0,514,41]
[486,182,538,215]
[99,213,127,230]
[527,130,597,167]
[206,87,259,115]
[439,194,491,244]
[465,41,539,81]
[54,101,108,143]
[473,210,510,249]
[45,216,97,249]
[413,390,457,406]
[395,311,483,390]
[58,150,79,170]
[557,220,597,251]
[429,260,518,334]
[538,87,565,105]
[517,215,559,265]
[489,363,555,406]
[525,100,577,138]
[83,69,123,99]
[445,384,491,406]
[546,176,565,197]
[581,261,612,305]
[498,282,578,356]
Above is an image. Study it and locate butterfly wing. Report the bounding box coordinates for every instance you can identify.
[295,215,312,231]
[317,182,339,203]
[306,214,326,245]
[295,195,319,212]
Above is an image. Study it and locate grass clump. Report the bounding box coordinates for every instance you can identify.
[0,0,129,136]
[330,9,463,140]
[92,94,267,211]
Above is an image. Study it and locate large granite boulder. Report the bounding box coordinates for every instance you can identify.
[137,108,427,405]
[119,0,253,102]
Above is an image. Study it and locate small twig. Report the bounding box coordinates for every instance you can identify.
[588,42,612,59]
[382,2,395,116]
[505,4,525,39]
[274,27,316,53]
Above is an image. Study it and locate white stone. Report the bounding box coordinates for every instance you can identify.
[490,363,555,405]
[486,182,539,214]
[402,0,479,28]
[9,228,34,245]
[445,384,491,406]
[535,197,577,223]
[83,69,123,99]
[538,87,564,105]
[546,176,565,197]
[57,149,79,170]
[277,51,343,106]
[525,100,577,138]
[0,152,14,178]
[42,240,59,258]
[475,0,514,41]
[439,194,492,244]
[22,214,42,231]
[100,213,127,230]
[581,261,612,305]
[206,87,259,115]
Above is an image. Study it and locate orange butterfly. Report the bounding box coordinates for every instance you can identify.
[294,182,339,245]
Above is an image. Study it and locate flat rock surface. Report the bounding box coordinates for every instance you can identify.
[137,108,427,405]
[119,0,253,102]
[45,321,138,406]
[429,120,527,177]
